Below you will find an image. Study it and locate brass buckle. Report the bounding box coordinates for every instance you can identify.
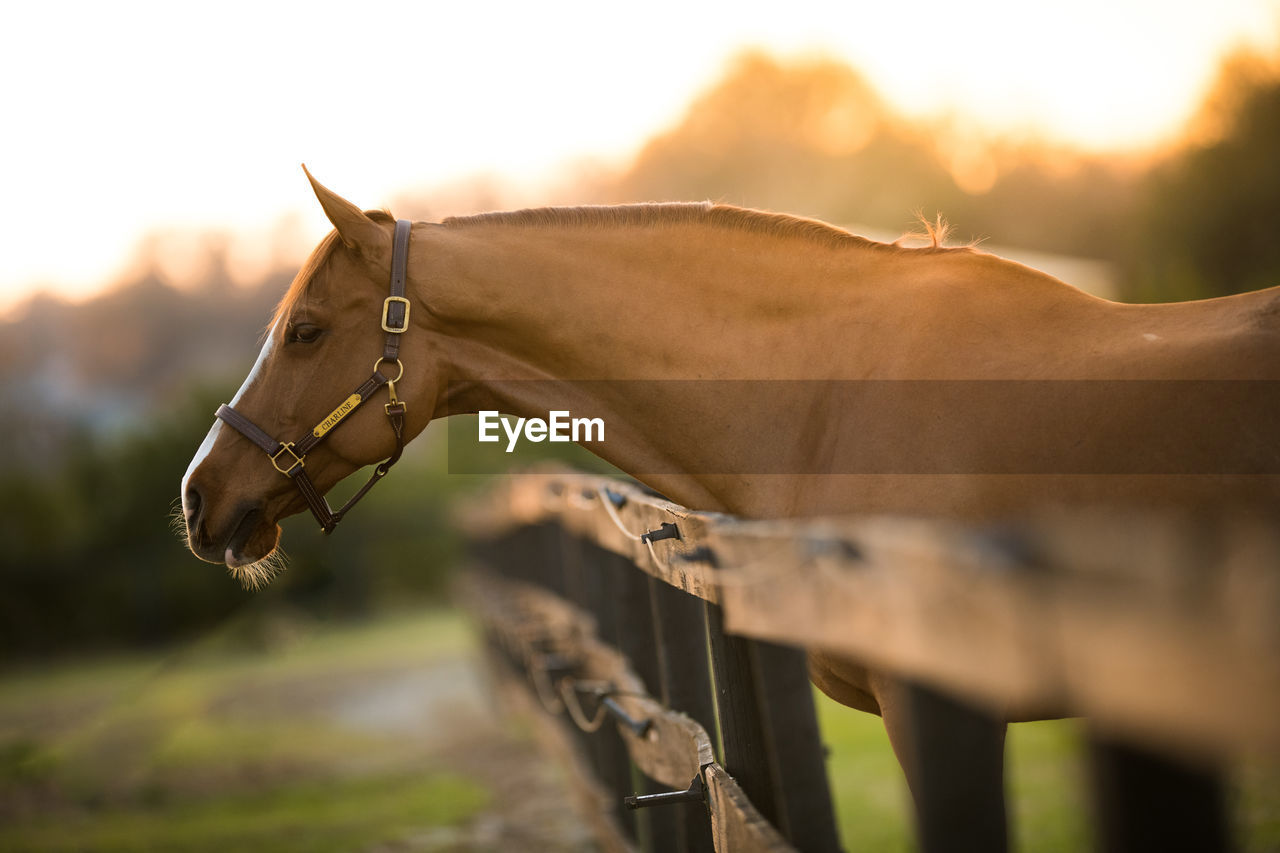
[372,357,407,415]
[381,296,411,333]
[270,442,306,476]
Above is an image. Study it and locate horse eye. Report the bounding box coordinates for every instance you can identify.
[288,324,323,344]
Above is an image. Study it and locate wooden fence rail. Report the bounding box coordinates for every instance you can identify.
[459,467,1280,852]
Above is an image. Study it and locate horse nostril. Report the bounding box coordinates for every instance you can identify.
[184,484,203,526]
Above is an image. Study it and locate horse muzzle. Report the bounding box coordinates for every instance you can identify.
[183,481,280,567]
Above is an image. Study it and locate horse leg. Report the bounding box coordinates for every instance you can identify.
[872,672,1010,853]
[810,655,1010,851]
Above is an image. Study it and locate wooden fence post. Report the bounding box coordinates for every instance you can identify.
[750,641,842,852]
[704,601,843,852]
[704,601,774,815]
[648,576,718,853]
[1087,734,1231,853]
[605,548,680,853]
[902,680,1008,853]
[558,530,636,838]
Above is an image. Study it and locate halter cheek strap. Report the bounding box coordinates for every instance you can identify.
[214,219,414,534]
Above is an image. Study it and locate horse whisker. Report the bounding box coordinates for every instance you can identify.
[168,497,190,541]
[227,548,289,591]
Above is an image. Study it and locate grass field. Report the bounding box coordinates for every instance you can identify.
[816,693,1091,851]
[0,607,586,852]
[1,606,1275,851]
[815,678,1278,852]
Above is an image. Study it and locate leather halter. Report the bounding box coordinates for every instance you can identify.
[215,219,413,534]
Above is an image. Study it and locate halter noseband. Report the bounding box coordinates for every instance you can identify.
[215,219,413,534]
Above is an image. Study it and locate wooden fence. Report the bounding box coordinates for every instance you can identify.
[459,467,1280,852]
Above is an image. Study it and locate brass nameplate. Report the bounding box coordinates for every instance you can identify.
[313,394,362,438]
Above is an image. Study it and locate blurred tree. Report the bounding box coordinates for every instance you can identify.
[0,386,253,658]
[1128,51,1280,301]
[610,52,962,230]
[960,151,1140,262]
[604,50,1137,263]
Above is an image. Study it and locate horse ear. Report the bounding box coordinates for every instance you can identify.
[302,165,389,258]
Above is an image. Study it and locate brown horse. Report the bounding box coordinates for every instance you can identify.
[182,169,1280,850]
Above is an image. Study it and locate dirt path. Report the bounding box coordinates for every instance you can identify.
[0,612,600,852]
[325,652,599,852]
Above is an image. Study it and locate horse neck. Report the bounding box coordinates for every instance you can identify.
[410,219,883,511]
[406,218,1280,516]
[421,220,878,376]
[412,219,1135,385]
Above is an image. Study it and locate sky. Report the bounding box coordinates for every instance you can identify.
[2,0,1278,312]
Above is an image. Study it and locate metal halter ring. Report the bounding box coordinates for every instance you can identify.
[372,357,405,384]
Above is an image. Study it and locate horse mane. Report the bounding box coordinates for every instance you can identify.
[443,203,968,254]
[275,204,970,329]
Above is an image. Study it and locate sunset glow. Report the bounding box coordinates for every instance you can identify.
[2,0,1278,311]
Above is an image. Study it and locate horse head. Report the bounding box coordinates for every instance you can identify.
[181,168,439,586]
